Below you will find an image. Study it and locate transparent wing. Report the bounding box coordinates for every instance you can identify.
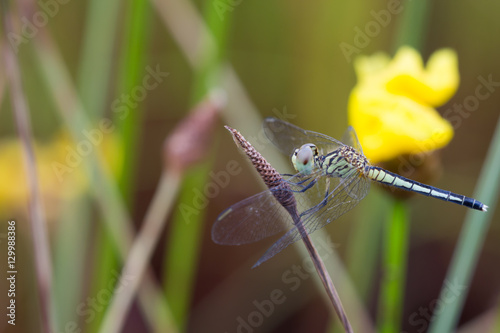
[263,117,343,156]
[212,188,295,245]
[341,126,363,154]
[302,172,370,234]
[253,172,370,266]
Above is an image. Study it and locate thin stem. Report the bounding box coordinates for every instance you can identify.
[163,0,231,327]
[1,3,54,332]
[115,0,150,202]
[297,222,353,333]
[377,199,409,333]
[32,28,174,332]
[76,0,121,118]
[164,162,211,328]
[99,170,182,333]
[429,115,500,333]
[393,0,430,51]
[74,0,121,328]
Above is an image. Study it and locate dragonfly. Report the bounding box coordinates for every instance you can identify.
[212,118,488,267]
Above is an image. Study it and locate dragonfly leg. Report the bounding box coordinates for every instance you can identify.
[291,177,313,187]
[294,177,317,192]
[300,178,330,217]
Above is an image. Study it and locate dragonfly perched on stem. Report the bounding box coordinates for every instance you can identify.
[218,124,354,332]
[212,118,488,267]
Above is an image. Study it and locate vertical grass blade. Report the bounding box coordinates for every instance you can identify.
[429,115,500,333]
[99,171,183,333]
[1,3,54,331]
[375,2,430,332]
[32,29,173,332]
[163,0,232,329]
[77,0,121,118]
[164,160,213,327]
[114,0,151,201]
[74,1,122,329]
[393,0,430,51]
[377,200,410,333]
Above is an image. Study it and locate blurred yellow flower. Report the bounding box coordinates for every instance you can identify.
[0,129,122,219]
[348,46,459,163]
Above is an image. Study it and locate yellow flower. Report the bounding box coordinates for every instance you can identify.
[0,129,122,219]
[348,46,458,163]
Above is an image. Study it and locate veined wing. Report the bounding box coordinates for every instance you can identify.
[341,126,364,155]
[253,170,370,267]
[302,170,370,234]
[263,117,343,156]
[212,187,295,245]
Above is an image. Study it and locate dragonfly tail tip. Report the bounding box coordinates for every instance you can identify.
[482,205,489,212]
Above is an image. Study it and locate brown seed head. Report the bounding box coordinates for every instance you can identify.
[164,90,225,172]
[225,126,297,211]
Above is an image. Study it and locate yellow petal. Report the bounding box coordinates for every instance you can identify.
[423,48,460,106]
[349,89,454,163]
[354,52,391,82]
[0,129,122,218]
[386,48,459,107]
[348,46,458,163]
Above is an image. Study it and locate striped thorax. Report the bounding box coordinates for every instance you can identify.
[322,146,368,178]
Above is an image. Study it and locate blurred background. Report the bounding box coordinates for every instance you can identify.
[0,0,499,332]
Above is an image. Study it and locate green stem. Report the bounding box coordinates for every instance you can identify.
[393,0,430,51]
[376,1,430,328]
[429,115,500,333]
[74,1,121,330]
[114,0,151,203]
[377,199,410,333]
[76,0,120,118]
[164,161,212,328]
[162,0,232,329]
[33,29,173,333]
[99,170,182,333]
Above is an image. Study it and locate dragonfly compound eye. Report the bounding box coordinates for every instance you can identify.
[292,144,317,175]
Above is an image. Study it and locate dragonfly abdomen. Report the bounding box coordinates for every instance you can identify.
[366,166,487,211]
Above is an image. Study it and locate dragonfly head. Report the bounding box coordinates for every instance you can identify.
[292,144,319,175]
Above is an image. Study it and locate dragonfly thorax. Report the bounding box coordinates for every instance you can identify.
[340,146,368,171]
[292,143,319,175]
[322,146,368,178]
